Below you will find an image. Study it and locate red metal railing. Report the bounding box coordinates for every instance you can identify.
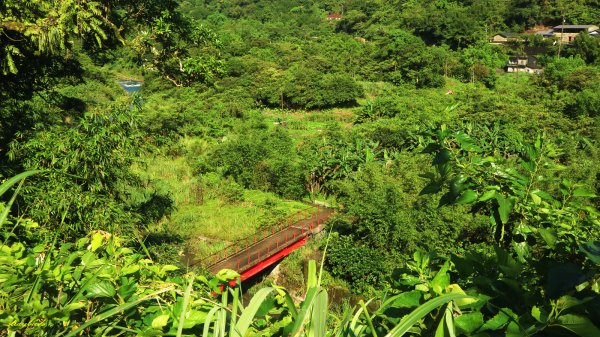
[195,206,327,270]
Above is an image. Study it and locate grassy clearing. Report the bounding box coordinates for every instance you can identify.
[134,147,310,260]
[262,108,355,139]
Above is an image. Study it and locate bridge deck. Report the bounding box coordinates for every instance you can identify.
[198,207,334,279]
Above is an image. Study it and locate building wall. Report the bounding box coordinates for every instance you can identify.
[507,66,540,74]
[490,35,508,43]
[553,26,599,43]
[554,32,580,43]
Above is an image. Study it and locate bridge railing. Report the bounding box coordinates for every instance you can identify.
[197,206,325,268]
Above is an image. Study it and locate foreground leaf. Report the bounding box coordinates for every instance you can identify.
[385,293,473,337]
[551,314,600,337]
[65,287,174,337]
[580,241,600,265]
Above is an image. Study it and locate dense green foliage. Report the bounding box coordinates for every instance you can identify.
[2,0,600,336]
[8,103,145,236]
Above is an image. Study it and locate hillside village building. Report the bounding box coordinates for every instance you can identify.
[489,32,521,44]
[492,24,600,44]
[552,25,600,43]
[490,24,599,72]
[506,55,542,74]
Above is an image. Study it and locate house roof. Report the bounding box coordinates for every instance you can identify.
[326,13,342,20]
[535,29,554,36]
[496,32,518,37]
[553,25,597,29]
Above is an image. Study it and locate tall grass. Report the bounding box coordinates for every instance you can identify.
[132,150,310,259]
[197,260,472,337]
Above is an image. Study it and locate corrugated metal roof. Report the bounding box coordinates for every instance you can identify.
[553,25,597,29]
[497,32,518,37]
[535,29,554,36]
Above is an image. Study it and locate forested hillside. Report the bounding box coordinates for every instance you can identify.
[1,0,600,336]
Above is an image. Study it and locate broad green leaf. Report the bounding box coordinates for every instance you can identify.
[216,268,239,281]
[121,264,140,275]
[552,314,600,337]
[449,175,469,196]
[532,306,540,321]
[512,241,530,263]
[430,262,450,295]
[505,321,522,337]
[561,179,573,188]
[420,181,442,195]
[533,190,554,201]
[445,284,478,307]
[273,285,298,318]
[400,274,422,286]
[117,279,137,300]
[416,284,429,292]
[538,228,557,248]
[161,265,179,273]
[454,132,482,152]
[495,193,511,224]
[455,190,478,204]
[580,241,600,264]
[152,314,170,329]
[81,251,97,266]
[454,312,483,334]
[495,247,523,278]
[556,296,592,311]
[573,187,596,198]
[385,293,472,337]
[422,142,440,154]
[182,310,208,329]
[530,192,542,205]
[230,278,240,331]
[86,280,116,298]
[432,149,451,165]
[90,233,104,252]
[546,264,586,299]
[65,287,174,337]
[479,190,496,202]
[62,302,86,312]
[386,291,422,309]
[480,309,513,331]
[531,306,548,323]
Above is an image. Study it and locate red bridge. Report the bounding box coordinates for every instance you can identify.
[194,206,334,280]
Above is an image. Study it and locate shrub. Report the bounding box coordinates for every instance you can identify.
[326,233,389,293]
[218,178,245,203]
[8,102,145,237]
[209,126,307,199]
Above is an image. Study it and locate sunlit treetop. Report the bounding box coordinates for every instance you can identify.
[0,0,116,74]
